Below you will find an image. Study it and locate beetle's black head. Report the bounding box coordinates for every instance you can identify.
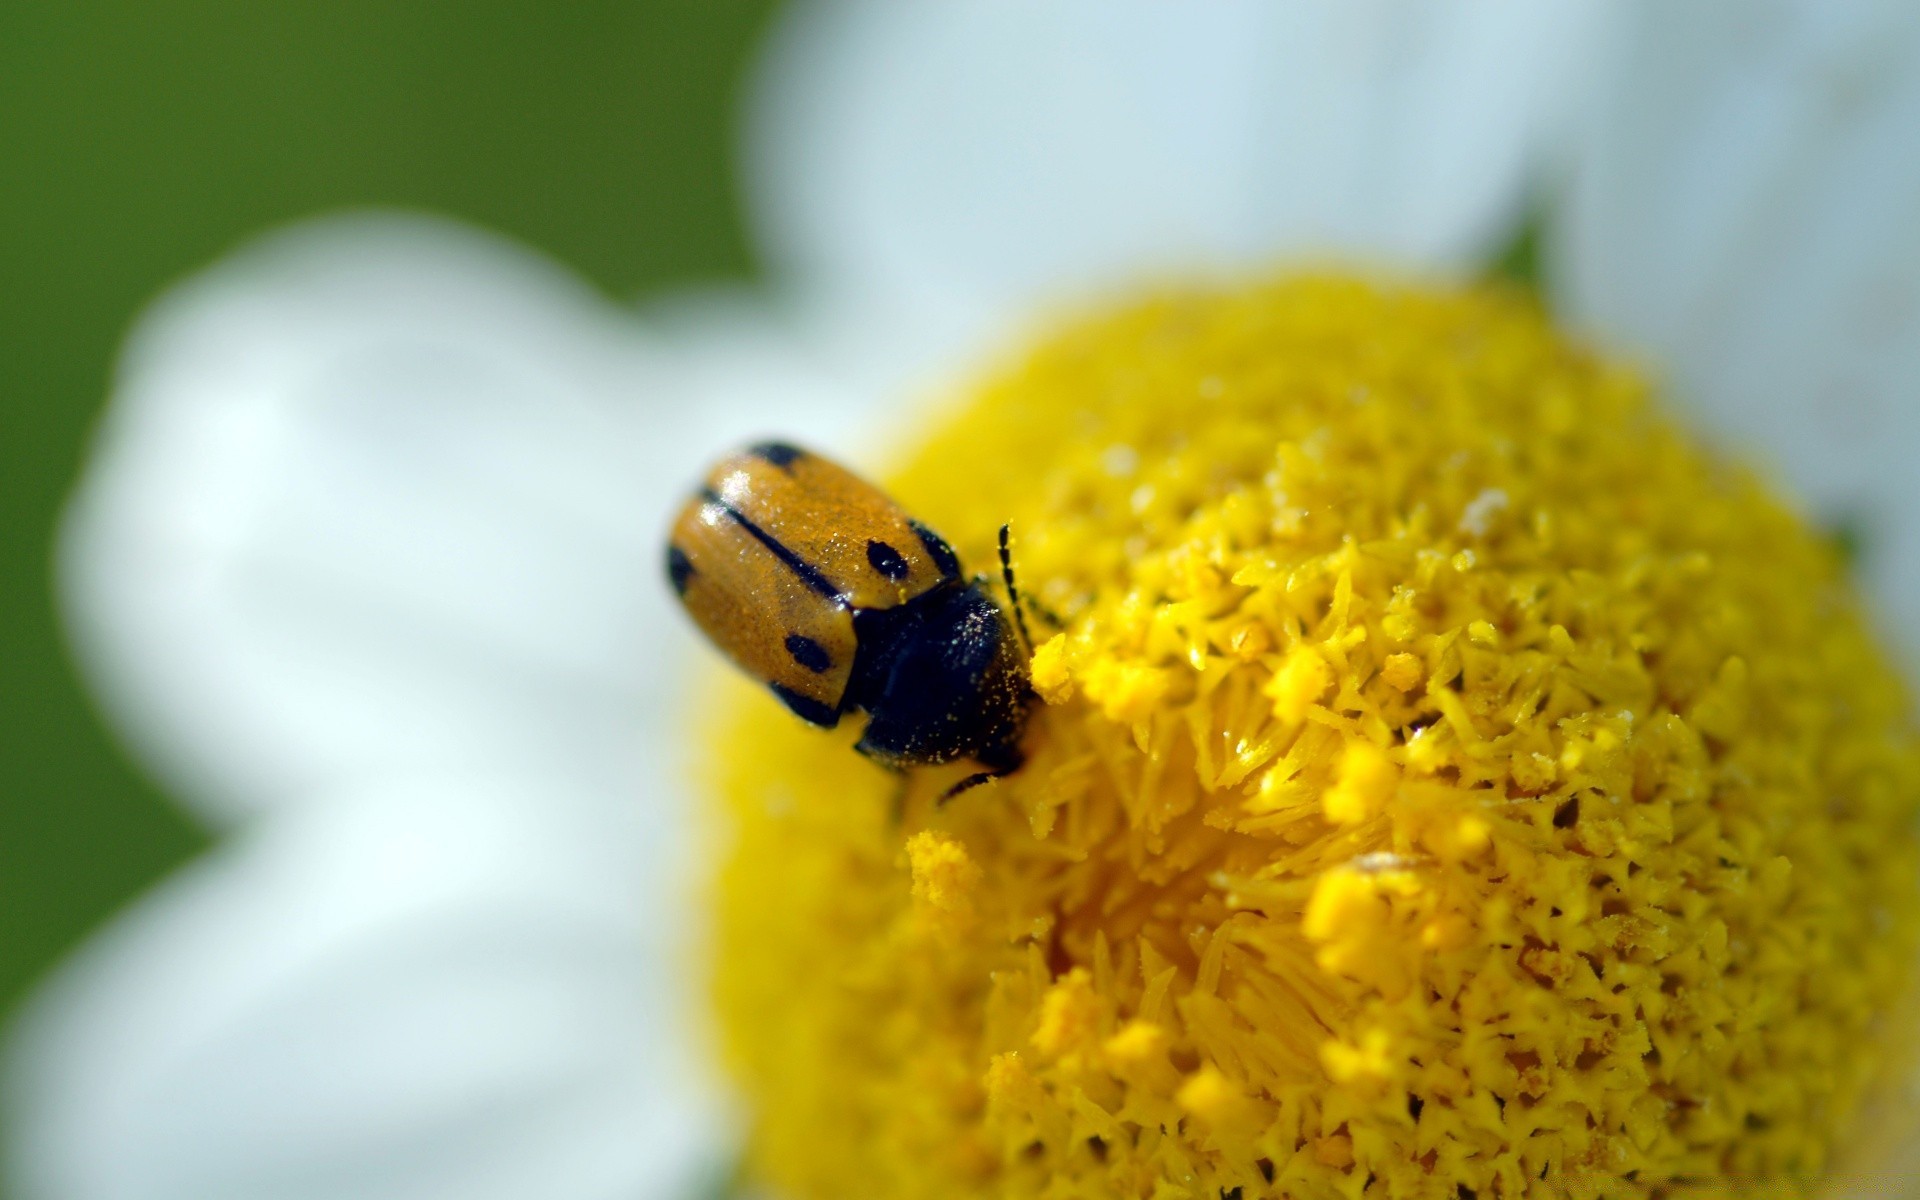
[845,581,1032,770]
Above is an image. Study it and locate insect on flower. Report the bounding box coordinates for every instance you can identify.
[666,441,1036,797]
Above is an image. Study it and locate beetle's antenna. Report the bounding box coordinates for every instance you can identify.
[998,523,1036,655]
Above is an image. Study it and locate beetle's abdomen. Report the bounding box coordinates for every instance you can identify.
[669,493,857,725]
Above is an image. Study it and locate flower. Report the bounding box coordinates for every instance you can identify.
[711,275,1920,1196]
[10,2,1920,1197]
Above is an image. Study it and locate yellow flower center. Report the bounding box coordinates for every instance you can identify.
[708,276,1920,1198]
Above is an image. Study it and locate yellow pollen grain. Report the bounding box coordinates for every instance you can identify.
[1322,740,1397,825]
[1103,1019,1168,1067]
[1265,646,1332,724]
[1177,1065,1258,1133]
[1030,967,1102,1062]
[1027,634,1074,704]
[906,830,980,913]
[906,830,981,937]
[709,275,1920,1200]
[1321,1027,1402,1090]
[1381,651,1423,692]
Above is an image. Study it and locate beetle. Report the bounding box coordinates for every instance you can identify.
[666,441,1035,796]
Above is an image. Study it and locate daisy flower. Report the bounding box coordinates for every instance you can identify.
[9,1,1919,1197]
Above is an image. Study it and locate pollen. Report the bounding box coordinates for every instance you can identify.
[1322,740,1396,825]
[708,275,1920,1198]
[1030,968,1103,1062]
[906,830,981,936]
[1266,646,1333,724]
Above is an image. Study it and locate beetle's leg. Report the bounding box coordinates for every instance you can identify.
[937,740,1023,806]
[937,768,1005,806]
[890,771,912,826]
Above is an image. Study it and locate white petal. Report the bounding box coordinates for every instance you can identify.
[1553,0,1920,652]
[641,285,904,463]
[745,0,1606,384]
[5,773,731,1200]
[61,213,836,824]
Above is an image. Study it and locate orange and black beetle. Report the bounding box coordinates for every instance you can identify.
[666,441,1034,791]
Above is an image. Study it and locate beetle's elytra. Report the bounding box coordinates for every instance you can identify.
[666,441,1033,783]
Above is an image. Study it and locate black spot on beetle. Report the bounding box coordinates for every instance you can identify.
[770,682,838,728]
[748,441,804,469]
[666,545,694,595]
[785,633,833,673]
[867,539,910,581]
[910,519,961,578]
[703,486,841,601]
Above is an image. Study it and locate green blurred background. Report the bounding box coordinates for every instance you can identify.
[0,0,779,1038]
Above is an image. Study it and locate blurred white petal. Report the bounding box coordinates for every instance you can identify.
[640,286,901,463]
[1553,0,1920,650]
[61,213,870,825]
[745,0,1606,385]
[4,773,730,1200]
